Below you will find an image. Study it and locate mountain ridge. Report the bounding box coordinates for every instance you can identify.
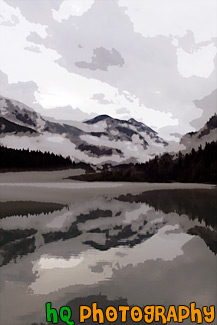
[0,95,170,165]
[1,94,216,165]
[181,114,217,152]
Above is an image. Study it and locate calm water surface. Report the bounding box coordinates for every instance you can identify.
[0,188,216,324]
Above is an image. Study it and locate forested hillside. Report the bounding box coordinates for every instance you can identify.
[70,141,217,184]
[0,146,73,170]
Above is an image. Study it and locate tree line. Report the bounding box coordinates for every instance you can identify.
[71,141,217,184]
[0,146,73,171]
[1,142,216,183]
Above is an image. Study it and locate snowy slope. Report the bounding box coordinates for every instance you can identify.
[181,114,217,152]
[0,95,170,165]
[0,95,46,132]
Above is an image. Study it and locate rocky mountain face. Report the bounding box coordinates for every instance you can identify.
[0,95,170,165]
[181,114,217,152]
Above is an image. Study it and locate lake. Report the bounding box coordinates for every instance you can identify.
[0,185,216,324]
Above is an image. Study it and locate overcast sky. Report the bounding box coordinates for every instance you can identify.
[0,0,216,139]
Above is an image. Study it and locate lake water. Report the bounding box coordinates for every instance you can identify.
[0,188,216,324]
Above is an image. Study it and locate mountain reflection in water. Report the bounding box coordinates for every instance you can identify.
[118,189,217,254]
[0,189,216,325]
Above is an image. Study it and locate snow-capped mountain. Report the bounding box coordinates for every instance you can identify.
[0,95,169,165]
[181,114,217,152]
[0,95,46,132]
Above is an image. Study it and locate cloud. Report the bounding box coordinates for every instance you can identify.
[24,45,41,53]
[41,105,95,122]
[27,31,45,44]
[91,93,113,105]
[0,70,42,110]
[119,0,217,43]
[52,0,94,22]
[177,43,217,78]
[0,0,216,136]
[0,13,19,26]
[75,47,124,71]
[116,107,130,114]
[191,88,217,129]
[35,0,215,127]
[3,0,61,25]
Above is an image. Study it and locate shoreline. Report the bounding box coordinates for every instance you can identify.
[0,170,215,204]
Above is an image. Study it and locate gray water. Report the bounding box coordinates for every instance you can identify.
[0,188,216,324]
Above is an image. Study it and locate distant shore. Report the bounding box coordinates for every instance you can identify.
[0,168,85,183]
[0,169,215,205]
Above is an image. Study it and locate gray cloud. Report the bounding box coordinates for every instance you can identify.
[175,30,216,53]
[177,30,217,53]
[2,0,217,132]
[177,30,195,53]
[170,132,182,139]
[191,88,217,129]
[91,93,113,105]
[20,0,216,129]
[0,70,42,110]
[27,32,45,45]
[116,107,130,114]
[0,70,95,122]
[4,0,61,25]
[75,47,124,71]
[41,105,95,122]
[24,45,41,53]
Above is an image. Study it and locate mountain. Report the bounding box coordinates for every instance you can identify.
[191,89,217,129]
[0,116,37,134]
[70,141,217,184]
[181,114,217,152]
[0,95,169,165]
[84,114,168,147]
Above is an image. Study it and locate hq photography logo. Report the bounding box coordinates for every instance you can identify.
[45,302,215,324]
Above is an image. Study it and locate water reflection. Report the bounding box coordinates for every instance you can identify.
[118,189,217,228]
[0,201,66,219]
[0,189,216,324]
[118,189,217,254]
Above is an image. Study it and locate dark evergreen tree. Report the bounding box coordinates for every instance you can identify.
[0,146,73,170]
[70,141,217,184]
